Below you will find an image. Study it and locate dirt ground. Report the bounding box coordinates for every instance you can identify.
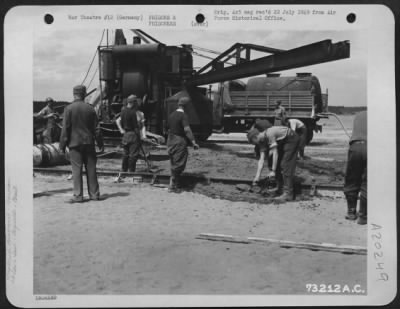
[96,114,351,202]
[34,114,367,295]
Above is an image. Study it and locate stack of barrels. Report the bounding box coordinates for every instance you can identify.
[33,142,70,167]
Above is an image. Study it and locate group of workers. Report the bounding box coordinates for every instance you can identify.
[247,100,308,203]
[111,94,199,192]
[55,85,199,203]
[46,86,367,225]
[247,100,367,224]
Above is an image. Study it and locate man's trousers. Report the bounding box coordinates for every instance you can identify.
[344,141,367,217]
[69,144,100,200]
[276,133,300,195]
[167,134,189,178]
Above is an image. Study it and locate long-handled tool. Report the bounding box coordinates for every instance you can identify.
[139,143,153,172]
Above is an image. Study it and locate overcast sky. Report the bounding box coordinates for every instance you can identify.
[34,29,367,106]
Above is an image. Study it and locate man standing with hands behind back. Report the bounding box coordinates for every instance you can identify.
[167,97,199,192]
[60,85,102,203]
[115,94,142,182]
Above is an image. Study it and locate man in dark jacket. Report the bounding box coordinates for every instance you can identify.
[60,85,102,203]
[344,111,367,225]
[115,94,141,182]
[167,97,199,192]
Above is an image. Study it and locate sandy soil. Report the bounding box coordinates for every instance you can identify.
[34,114,367,295]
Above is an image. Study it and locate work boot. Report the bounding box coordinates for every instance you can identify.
[266,177,282,195]
[345,209,357,220]
[261,186,278,197]
[114,173,124,183]
[176,175,183,188]
[90,195,105,201]
[263,185,280,197]
[168,176,178,192]
[357,216,367,225]
[345,198,358,220]
[68,197,84,204]
[357,197,367,225]
[273,192,294,203]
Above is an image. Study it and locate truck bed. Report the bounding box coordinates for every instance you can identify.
[226,90,315,118]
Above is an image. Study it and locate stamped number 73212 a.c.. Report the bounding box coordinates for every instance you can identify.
[306,283,365,294]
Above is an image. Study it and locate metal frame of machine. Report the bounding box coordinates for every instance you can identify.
[95,29,351,141]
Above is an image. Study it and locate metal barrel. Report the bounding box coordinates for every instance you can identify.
[33,143,69,167]
[33,145,42,166]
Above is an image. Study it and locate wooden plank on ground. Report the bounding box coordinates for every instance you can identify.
[196,233,250,244]
[197,233,367,255]
[33,191,48,198]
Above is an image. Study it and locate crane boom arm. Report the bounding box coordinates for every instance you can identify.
[186,40,350,87]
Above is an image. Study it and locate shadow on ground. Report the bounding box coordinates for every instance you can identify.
[34,187,72,198]
[308,141,332,147]
[101,192,131,199]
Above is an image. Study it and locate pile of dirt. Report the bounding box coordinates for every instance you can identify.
[190,181,316,206]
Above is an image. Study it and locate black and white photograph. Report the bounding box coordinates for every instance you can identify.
[4,4,397,307]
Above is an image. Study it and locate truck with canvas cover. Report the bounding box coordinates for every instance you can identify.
[212,73,328,143]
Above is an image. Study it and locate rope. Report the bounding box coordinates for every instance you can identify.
[191,51,217,61]
[318,112,351,139]
[192,51,235,66]
[81,30,105,85]
[87,67,99,90]
[191,45,221,55]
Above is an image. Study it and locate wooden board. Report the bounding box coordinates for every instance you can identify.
[196,233,367,255]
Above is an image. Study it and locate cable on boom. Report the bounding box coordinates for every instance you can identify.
[87,67,99,90]
[81,29,105,86]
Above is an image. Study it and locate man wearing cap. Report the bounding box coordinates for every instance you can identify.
[60,85,101,203]
[250,119,273,159]
[35,97,60,143]
[287,118,308,159]
[115,94,141,181]
[167,97,199,192]
[248,125,299,202]
[273,100,287,126]
[344,111,367,225]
